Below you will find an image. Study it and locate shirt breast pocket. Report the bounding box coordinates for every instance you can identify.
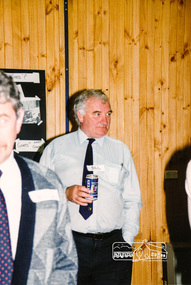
[102,161,128,189]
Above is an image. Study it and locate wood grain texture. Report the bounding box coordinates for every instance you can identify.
[1,0,191,283]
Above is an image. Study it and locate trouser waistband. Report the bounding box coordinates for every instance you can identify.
[72,229,121,240]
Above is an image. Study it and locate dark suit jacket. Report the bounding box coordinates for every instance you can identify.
[11,155,77,285]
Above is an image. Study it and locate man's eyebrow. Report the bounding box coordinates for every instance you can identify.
[92,110,113,114]
[0,114,9,117]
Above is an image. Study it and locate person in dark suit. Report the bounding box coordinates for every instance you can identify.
[0,70,78,284]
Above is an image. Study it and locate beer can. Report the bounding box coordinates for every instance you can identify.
[85,174,98,200]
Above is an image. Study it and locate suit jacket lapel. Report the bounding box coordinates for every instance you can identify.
[12,154,36,285]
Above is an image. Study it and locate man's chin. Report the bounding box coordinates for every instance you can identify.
[0,156,7,165]
[0,148,9,164]
[95,131,108,138]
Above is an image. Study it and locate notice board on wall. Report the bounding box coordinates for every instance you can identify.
[2,69,46,162]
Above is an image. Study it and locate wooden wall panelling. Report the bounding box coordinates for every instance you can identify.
[0,0,4,67]
[133,2,146,285]
[12,0,21,68]
[157,1,170,283]
[21,0,30,69]
[131,0,140,169]
[176,1,185,151]
[1,0,191,284]
[29,0,39,69]
[173,0,191,245]
[155,3,168,282]
[53,0,61,136]
[147,0,156,244]
[116,0,125,142]
[93,1,100,87]
[124,0,133,151]
[109,0,122,140]
[4,0,13,67]
[135,1,153,284]
[139,0,150,241]
[124,1,141,284]
[46,0,57,138]
[37,0,46,70]
[101,0,109,96]
[130,12,141,281]
[181,1,191,147]
[68,0,79,97]
[153,0,163,254]
[54,0,61,136]
[153,0,160,244]
[167,0,178,246]
[86,0,94,88]
[160,0,170,245]
[45,0,65,139]
[168,0,178,160]
[78,0,87,89]
[165,0,183,261]
[109,0,117,139]
[183,0,191,145]
[58,0,65,135]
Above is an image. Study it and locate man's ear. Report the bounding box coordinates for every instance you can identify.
[77,110,84,123]
[16,108,24,135]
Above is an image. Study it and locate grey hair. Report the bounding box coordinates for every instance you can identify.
[0,70,22,117]
[73,89,110,125]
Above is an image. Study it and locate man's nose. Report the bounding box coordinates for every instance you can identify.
[101,115,109,124]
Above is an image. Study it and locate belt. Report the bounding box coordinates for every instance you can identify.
[72,229,121,240]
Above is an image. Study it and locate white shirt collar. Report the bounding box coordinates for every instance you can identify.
[0,151,21,260]
[0,151,15,173]
[77,127,105,147]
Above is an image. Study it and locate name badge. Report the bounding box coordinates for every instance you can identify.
[87,165,105,171]
[29,189,59,203]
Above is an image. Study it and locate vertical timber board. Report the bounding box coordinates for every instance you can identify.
[86,0,94,88]
[101,0,110,97]
[21,0,30,69]
[4,0,13,67]
[29,0,39,69]
[12,0,22,68]
[46,0,56,139]
[59,0,66,135]
[116,0,125,142]
[124,0,133,151]
[0,0,5,67]
[109,0,117,139]
[68,0,79,96]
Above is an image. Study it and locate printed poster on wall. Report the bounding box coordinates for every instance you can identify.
[2,69,46,162]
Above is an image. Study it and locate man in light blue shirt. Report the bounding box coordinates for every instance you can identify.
[40,89,142,285]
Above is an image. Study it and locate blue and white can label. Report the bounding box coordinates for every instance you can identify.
[86,174,98,200]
